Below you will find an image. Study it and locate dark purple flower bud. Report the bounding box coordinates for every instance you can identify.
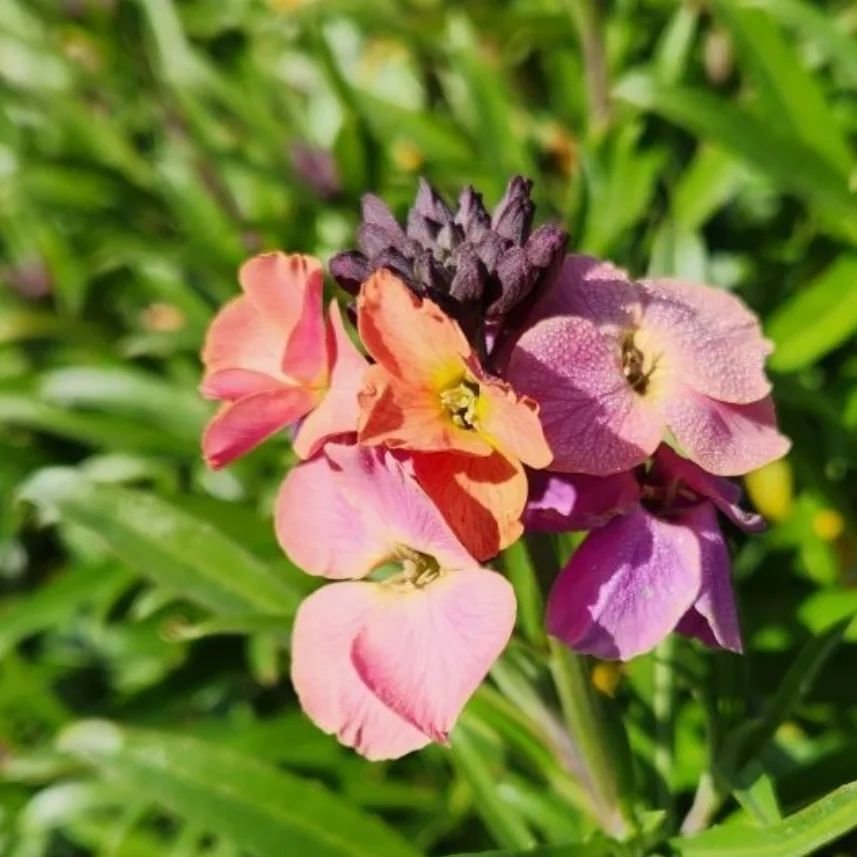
[524,223,567,268]
[412,177,454,228]
[372,248,416,287]
[455,186,491,242]
[290,142,341,200]
[490,246,536,316]
[358,223,404,258]
[361,194,402,235]
[492,176,535,243]
[329,250,370,295]
[449,248,487,304]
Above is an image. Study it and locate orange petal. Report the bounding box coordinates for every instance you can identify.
[357,270,470,388]
[410,450,527,561]
[358,365,493,457]
[477,381,553,469]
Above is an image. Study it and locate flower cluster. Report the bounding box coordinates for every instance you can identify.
[199,177,789,759]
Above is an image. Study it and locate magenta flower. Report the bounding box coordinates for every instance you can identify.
[506,255,790,476]
[276,443,516,760]
[543,445,763,661]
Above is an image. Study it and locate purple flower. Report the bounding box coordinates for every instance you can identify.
[542,445,763,661]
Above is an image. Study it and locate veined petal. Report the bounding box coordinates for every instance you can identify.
[275,444,476,579]
[358,365,493,457]
[352,569,516,742]
[663,390,791,477]
[410,450,526,561]
[675,503,743,653]
[293,302,367,459]
[291,582,431,760]
[239,252,327,385]
[547,506,702,660]
[202,387,315,469]
[640,277,772,404]
[357,270,471,387]
[200,368,279,402]
[477,381,552,468]
[507,315,663,474]
[524,469,640,533]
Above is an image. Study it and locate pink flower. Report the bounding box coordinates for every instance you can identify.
[200,252,366,468]
[543,445,763,661]
[276,443,516,759]
[506,255,790,476]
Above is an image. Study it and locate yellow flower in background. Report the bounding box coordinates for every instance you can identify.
[745,458,794,522]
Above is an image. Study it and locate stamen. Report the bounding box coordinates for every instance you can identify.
[621,332,655,395]
[440,379,480,429]
[385,548,443,590]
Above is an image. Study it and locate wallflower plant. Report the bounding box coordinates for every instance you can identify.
[200,175,790,833]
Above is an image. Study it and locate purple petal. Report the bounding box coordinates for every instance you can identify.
[546,507,703,660]
[676,503,743,653]
[524,469,640,532]
[651,444,764,533]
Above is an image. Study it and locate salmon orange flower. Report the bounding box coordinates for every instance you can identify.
[356,269,552,559]
[200,252,366,468]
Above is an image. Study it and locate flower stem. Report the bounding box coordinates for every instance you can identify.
[548,638,630,837]
[653,636,675,813]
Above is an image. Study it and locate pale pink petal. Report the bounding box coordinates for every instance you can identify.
[275,444,475,579]
[291,583,431,760]
[640,278,772,404]
[675,503,743,653]
[507,315,663,474]
[663,390,791,477]
[352,569,516,741]
[528,254,639,333]
[200,369,278,401]
[239,253,327,385]
[547,507,702,660]
[524,469,640,532]
[650,445,764,532]
[201,296,286,380]
[293,303,368,459]
[202,388,315,469]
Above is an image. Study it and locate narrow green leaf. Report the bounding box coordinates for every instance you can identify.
[18,468,298,617]
[443,841,614,857]
[672,782,857,857]
[614,73,857,240]
[712,0,853,172]
[766,256,857,371]
[59,720,420,857]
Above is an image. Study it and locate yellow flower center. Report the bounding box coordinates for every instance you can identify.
[621,331,658,395]
[440,379,480,429]
[382,548,443,590]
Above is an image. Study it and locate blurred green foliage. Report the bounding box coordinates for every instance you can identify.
[1,0,856,855]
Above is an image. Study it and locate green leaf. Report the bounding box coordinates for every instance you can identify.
[712,0,853,173]
[614,73,857,241]
[58,720,420,857]
[766,256,857,372]
[672,782,857,857]
[442,841,615,857]
[18,467,298,617]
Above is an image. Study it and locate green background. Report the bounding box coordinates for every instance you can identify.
[1,1,856,855]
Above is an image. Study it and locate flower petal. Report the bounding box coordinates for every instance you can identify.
[640,277,772,404]
[275,444,475,579]
[663,390,791,477]
[547,506,702,660]
[358,365,493,457]
[507,315,663,474]
[200,368,279,401]
[293,302,367,459]
[202,387,315,469]
[476,381,553,468]
[357,270,471,387]
[650,444,764,532]
[675,503,743,653]
[239,252,327,385]
[524,469,640,532]
[352,569,516,741]
[291,582,431,760]
[411,450,526,561]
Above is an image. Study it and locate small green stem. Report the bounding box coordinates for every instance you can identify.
[548,638,629,837]
[653,636,675,813]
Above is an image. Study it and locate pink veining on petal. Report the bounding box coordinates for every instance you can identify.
[507,315,662,474]
[546,506,702,660]
[352,568,516,741]
[639,278,772,405]
[275,444,475,579]
[291,582,431,760]
[662,389,791,477]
